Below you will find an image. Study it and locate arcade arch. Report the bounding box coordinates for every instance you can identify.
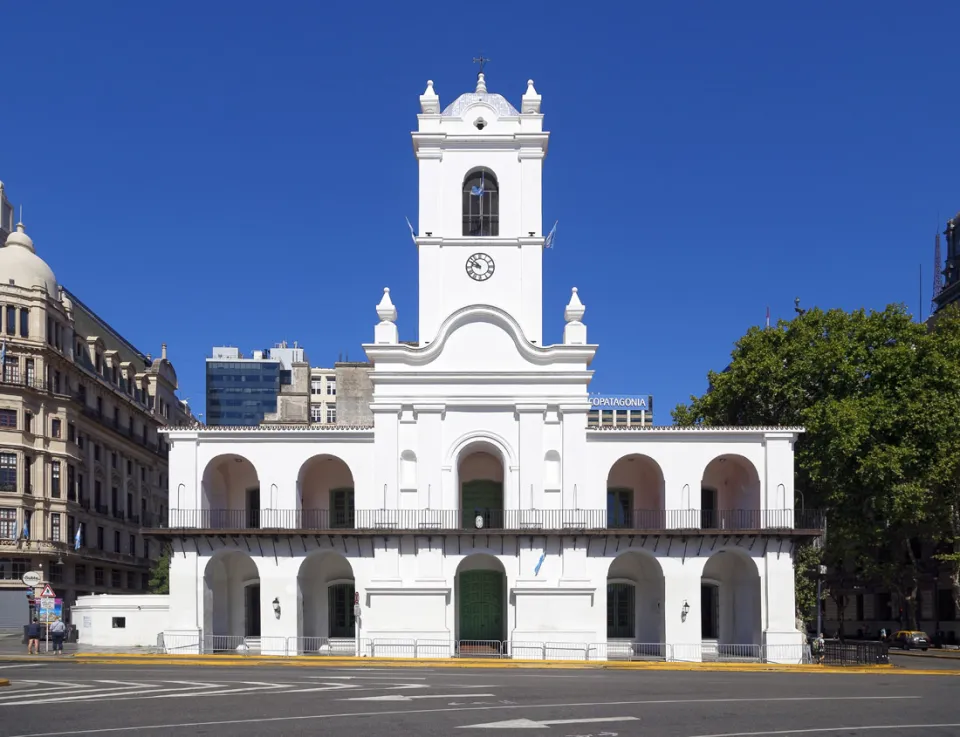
[455,553,507,649]
[606,551,665,643]
[458,442,505,530]
[202,551,260,648]
[200,455,260,529]
[606,454,665,529]
[298,455,355,529]
[700,455,762,530]
[700,550,761,645]
[297,551,356,647]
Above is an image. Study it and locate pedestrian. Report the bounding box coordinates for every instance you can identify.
[50,616,66,655]
[814,632,825,664]
[26,618,40,655]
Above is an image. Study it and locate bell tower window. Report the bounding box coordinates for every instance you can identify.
[462,169,499,237]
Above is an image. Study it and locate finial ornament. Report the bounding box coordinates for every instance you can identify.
[565,287,585,322]
[420,79,440,114]
[475,73,487,94]
[375,287,399,344]
[377,287,397,323]
[521,78,541,114]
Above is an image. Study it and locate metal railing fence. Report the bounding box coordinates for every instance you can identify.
[156,632,814,664]
[163,508,825,532]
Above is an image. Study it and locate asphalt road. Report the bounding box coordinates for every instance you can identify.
[0,661,956,737]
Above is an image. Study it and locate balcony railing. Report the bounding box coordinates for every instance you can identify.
[161,508,825,533]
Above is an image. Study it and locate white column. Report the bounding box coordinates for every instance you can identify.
[662,558,703,662]
[370,404,401,510]
[516,405,545,515]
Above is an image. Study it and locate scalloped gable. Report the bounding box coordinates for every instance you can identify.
[363,304,596,372]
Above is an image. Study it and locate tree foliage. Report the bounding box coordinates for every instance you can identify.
[148,544,172,595]
[673,303,960,629]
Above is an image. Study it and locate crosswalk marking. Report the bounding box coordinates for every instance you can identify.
[0,677,500,706]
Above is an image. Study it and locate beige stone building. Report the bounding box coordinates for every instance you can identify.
[0,181,192,628]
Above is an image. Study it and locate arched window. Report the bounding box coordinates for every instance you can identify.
[462,170,499,236]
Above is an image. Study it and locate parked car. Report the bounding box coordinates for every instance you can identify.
[889,630,930,651]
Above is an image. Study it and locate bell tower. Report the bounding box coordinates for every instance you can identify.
[412,74,549,345]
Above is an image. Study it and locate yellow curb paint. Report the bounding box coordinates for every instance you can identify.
[0,679,9,687]
[65,654,960,675]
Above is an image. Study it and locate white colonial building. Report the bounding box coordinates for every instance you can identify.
[152,74,819,662]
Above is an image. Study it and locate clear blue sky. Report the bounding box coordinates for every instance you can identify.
[4,2,959,421]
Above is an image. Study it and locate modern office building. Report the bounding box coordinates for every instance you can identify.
[144,73,817,663]
[205,343,305,426]
[0,180,193,627]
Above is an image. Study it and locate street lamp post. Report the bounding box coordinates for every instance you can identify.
[816,565,827,635]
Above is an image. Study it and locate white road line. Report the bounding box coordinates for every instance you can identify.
[153,681,289,698]
[1,694,923,737]
[308,674,428,680]
[0,664,45,669]
[689,725,960,737]
[461,716,639,729]
[345,692,497,702]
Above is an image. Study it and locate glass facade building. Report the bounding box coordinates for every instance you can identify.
[205,359,280,427]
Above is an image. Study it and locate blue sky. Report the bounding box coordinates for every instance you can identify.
[3,2,959,421]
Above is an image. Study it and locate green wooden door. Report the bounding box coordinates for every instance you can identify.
[461,480,503,529]
[459,570,504,642]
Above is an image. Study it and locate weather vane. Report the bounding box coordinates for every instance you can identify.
[473,53,490,75]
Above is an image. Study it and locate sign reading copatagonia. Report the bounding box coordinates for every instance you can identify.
[589,395,653,410]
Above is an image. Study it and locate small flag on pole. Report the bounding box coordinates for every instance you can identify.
[404,217,417,246]
[470,171,485,197]
[544,220,558,249]
[21,520,28,541]
[534,551,546,576]
[74,524,82,551]
[0,338,6,375]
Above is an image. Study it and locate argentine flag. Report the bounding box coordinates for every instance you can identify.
[544,220,558,249]
[74,524,82,551]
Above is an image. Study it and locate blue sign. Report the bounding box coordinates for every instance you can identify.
[590,395,652,410]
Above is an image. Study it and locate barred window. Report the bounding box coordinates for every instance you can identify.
[462,169,499,237]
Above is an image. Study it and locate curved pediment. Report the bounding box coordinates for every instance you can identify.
[365,305,596,370]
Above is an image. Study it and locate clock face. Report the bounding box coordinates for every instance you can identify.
[466,252,495,281]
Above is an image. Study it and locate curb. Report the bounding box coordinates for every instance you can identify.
[891,649,960,660]
[59,653,959,675]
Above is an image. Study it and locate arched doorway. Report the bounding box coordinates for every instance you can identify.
[201,455,260,529]
[701,550,761,650]
[606,455,665,529]
[606,551,665,656]
[701,455,762,530]
[297,551,355,652]
[203,551,260,651]
[298,455,355,529]
[456,554,507,651]
[458,445,504,530]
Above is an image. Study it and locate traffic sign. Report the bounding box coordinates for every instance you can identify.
[39,584,55,599]
[21,571,43,588]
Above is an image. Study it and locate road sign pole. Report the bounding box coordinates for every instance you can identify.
[354,591,361,658]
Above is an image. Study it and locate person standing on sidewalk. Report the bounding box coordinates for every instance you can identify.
[26,618,41,655]
[50,617,66,655]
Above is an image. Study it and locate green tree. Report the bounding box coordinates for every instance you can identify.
[148,544,172,595]
[673,303,960,629]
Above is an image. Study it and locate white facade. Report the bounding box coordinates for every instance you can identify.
[156,74,815,663]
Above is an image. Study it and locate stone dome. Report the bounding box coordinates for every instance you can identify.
[0,223,57,294]
[441,74,520,118]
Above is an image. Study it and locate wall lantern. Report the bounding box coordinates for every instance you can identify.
[681,600,690,622]
[272,598,281,619]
